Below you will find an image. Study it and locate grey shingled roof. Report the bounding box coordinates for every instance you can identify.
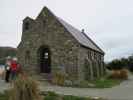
[37,7,104,54]
[57,17,104,54]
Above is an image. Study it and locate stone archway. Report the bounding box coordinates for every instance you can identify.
[37,46,51,73]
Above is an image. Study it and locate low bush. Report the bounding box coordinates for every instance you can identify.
[120,69,128,79]
[109,69,128,80]
[110,70,121,79]
[52,72,66,86]
[78,80,90,88]
[8,73,42,100]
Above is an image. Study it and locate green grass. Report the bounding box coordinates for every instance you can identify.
[0,91,105,100]
[0,93,8,100]
[90,78,121,88]
[44,91,59,100]
[62,95,89,100]
[44,92,94,100]
[73,78,122,88]
[43,92,105,100]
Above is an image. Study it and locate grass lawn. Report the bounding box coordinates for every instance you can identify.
[69,78,122,88]
[0,93,8,100]
[0,91,106,100]
[90,78,122,88]
[43,91,106,100]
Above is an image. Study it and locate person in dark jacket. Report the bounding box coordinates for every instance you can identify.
[5,56,11,83]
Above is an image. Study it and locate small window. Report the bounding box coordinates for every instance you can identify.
[94,52,95,59]
[91,51,94,60]
[25,50,30,64]
[88,50,91,59]
[43,20,46,27]
[99,54,101,61]
[24,22,29,30]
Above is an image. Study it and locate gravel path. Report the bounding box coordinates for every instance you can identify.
[1,75,133,100]
[0,79,10,93]
[40,75,133,100]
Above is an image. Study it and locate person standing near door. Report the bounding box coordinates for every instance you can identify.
[5,56,11,83]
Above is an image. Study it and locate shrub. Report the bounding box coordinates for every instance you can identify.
[78,80,89,88]
[109,69,128,80]
[52,72,66,86]
[109,70,120,79]
[8,73,42,100]
[119,69,128,79]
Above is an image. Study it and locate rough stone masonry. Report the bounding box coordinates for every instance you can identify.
[17,6,106,81]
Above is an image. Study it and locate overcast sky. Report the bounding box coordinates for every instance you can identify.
[0,0,133,61]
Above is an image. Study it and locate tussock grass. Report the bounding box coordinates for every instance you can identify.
[8,74,42,100]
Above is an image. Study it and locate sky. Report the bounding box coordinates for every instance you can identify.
[0,0,133,62]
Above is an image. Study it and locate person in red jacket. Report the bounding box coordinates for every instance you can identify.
[10,57,19,80]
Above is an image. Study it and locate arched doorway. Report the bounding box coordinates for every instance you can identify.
[38,46,51,73]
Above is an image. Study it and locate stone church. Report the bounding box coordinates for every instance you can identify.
[17,7,105,81]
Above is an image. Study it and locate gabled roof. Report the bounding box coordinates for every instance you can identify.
[57,17,104,54]
[36,7,104,54]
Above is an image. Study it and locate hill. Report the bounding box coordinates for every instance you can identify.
[0,47,17,64]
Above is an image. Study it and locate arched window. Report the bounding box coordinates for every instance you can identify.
[88,50,91,59]
[43,20,46,27]
[24,22,30,30]
[84,59,91,80]
[25,50,30,64]
[92,61,97,78]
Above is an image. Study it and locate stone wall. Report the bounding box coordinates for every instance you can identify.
[17,7,105,81]
[17,7,81,79]
[78,46,105,80]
